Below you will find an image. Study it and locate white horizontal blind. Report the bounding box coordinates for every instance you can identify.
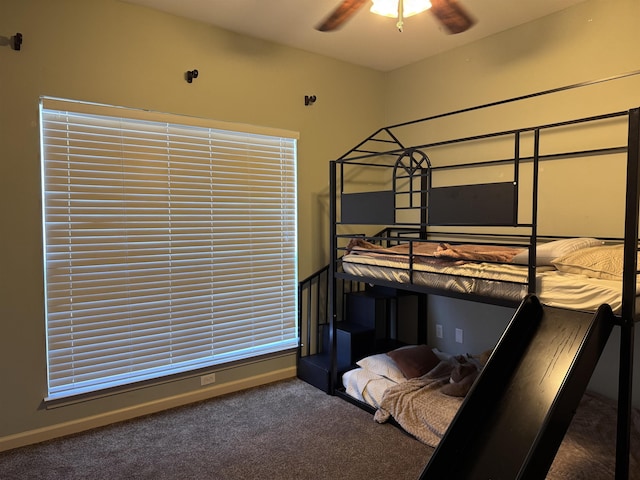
[40,98,298,400]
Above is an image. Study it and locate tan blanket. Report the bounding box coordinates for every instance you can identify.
[435,242,524,263]
[346,238,523,265]
[373,374,463,448]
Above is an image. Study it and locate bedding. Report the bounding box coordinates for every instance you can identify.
[345,352,640,479]
[343,353,407,407]
[342,345,456,408]
[374,373,462,447]
[342,250,542,298]
[344,346,444,407]
[372,353,484,446]
[511,237,604,266]
[343,368,399,409]
[344,350,481,430]
[346,238,524,264]
[355,353,406,383]
[342,239,639,313]
[552,244,635,280]
[340,351,479,446]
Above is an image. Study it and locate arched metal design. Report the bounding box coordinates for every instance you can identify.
[393,148,431,228]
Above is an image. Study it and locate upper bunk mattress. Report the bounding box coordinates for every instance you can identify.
[341,241,638,313]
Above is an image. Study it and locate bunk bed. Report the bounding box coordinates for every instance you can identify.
[320,81,640,479]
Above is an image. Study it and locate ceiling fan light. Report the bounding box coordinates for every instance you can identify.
[370,0,432,18]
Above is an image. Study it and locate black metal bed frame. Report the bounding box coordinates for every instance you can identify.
[323,99,640,479]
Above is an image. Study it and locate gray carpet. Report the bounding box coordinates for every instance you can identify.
[0,378,433,480]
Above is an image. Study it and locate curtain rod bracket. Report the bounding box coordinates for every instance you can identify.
[12,32,22,51]
[186,69,199,83]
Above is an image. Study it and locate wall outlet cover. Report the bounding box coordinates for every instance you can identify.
[201,373,216,386]
[455,328,463,344]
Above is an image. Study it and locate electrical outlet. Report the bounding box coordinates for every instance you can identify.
[455,328,463,344]
[200,372,216,386]
[435,324,443,339]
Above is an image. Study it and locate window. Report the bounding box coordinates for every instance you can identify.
[40,97,298,401]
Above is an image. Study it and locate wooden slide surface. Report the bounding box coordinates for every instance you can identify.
[420,295,614,480]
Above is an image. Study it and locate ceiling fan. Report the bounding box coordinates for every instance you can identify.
[316,0,475,34]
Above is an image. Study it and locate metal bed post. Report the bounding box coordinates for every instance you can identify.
[420,163,428,240]
[328,160,338,395]
[418,163,429,343]
[618,107,640,480]
[617,321,635,480]
[528,129,540,294]
[512,131,520,226]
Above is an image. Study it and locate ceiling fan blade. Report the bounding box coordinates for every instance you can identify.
[316,0,369,32]
[430,0,475,34]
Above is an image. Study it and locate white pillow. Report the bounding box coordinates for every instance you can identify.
[511,237,603,266]
[356,353,406,382]
[552,244,627,280]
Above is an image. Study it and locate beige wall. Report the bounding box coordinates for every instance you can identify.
[2,0,640,449]
[385,0,640,125]
[0,0,384,449]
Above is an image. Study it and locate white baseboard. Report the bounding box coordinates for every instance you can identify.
[0,367,296,453]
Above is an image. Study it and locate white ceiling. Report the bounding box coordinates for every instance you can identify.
[123,0,589,71]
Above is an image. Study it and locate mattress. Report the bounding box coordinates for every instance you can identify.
[341,252,633,313]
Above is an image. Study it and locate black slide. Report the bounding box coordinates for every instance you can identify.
[420,295,615,480]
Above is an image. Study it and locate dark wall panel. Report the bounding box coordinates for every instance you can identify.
[428,182,516,226]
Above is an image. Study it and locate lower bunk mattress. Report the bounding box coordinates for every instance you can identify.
[342,348,640,479]
[342,238,640,313]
